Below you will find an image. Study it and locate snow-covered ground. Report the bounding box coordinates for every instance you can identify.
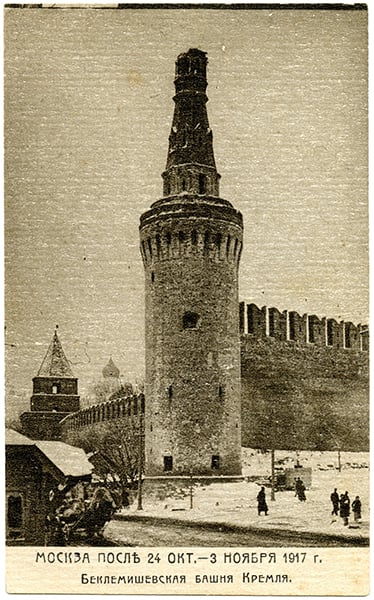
[120,449,370,540]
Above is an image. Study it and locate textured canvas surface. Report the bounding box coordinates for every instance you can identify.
[4,3,369,595]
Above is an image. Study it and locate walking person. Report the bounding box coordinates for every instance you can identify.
[352,496,361,522]
[330,488,339,516]
[295,478,306,502]
[257,486,268,516]
[339,491,350,526]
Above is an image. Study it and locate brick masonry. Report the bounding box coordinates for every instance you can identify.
[240,302,369,451]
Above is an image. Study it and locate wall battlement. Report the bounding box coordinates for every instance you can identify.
[240,303,369,452]
[239,302,369,352]
[140,212,242,268]
[60,393,145,436]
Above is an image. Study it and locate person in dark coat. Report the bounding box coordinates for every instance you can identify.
[352,496,361,522]
[339,491,350,526]
[330,488,339,516]
[257,486,268,516]
[295,478,306,502]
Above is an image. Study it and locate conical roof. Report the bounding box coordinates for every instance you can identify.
[37,329,74,378]
[102,357,120,379]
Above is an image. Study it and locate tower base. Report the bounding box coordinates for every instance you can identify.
[142,475,244,502]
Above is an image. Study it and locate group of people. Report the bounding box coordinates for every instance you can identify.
[256,484,363,527]
[330,489,362,526]
[45,483,128,545]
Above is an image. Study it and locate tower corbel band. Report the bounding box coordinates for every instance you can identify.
[140,49,243,477]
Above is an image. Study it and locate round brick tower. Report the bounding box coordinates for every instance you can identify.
[140,49,243,477]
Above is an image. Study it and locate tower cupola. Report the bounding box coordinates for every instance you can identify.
[163,48,220,197]
[102,357,120,380]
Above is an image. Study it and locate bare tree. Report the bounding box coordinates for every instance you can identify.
[68,418,143,504]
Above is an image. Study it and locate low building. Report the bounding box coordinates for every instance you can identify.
[6,428,92,546]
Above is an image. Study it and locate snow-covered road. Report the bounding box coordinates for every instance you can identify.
[111,449,369,543]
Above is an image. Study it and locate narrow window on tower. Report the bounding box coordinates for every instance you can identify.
[168,385,173,400]
[147,238,153,258]
[226,235,231,258]
[155,234,161,258]
[204,230,210,253]
[164,456,173,472]
[237,241,242,262]
[151,271,155,283]
[183,311,200,330]
[218,385,224,399]
[181,178,186,191]
[191,230,197,245]
[199,174,207,194]
[233,238,239,258]
[216,232,222,252]
[141,240,147,261]
[211,455,220,470]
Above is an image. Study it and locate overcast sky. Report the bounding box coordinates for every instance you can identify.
[4,6,368,416]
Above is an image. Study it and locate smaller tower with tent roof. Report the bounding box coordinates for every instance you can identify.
[20,327,80,440]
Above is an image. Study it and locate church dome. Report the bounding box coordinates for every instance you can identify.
[102,357,120,379]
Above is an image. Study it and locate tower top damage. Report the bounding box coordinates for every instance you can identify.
[140,50,243,477]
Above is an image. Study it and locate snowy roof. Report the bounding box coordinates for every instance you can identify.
[36,441,93,478]
[5,428,35,446]
[6,429,92,478]
[37,329,74,378]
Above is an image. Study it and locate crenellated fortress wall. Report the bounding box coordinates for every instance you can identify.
[59,304,369,454]
[240,302,369,351]
[60,393,144,444]
[239,302,369,452]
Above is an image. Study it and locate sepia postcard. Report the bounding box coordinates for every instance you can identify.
[4,2,369,595]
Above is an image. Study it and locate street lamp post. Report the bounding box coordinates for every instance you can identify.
[137,413,144,510]
[331,438,342,473]
[189,470,193,509]
[270,448,276,501]
[270,411,278,502]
